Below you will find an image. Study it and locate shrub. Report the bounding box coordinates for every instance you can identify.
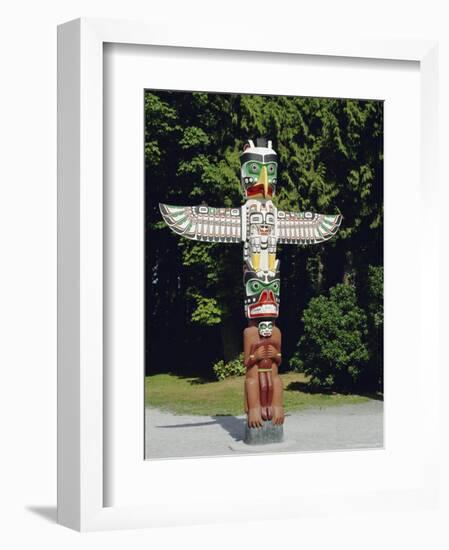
[291,283,369,391]
[363,265,383,391]
[213,353,245,380]
[367,266,383,328]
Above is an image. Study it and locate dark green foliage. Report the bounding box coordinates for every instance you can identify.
[291,284,369,391]
[362,265,384,391]
[367,265,383,329]
[212,354,245,381]
[145,90,383,390]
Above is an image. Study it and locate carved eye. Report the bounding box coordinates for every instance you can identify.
[251,281,260,290]
[265,213,275,225]
[269,280,280,295]
[250,213,263,224]
[250,163,260,174]
[246,279,264,296]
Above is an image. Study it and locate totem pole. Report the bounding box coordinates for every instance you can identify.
[160,138,341,444]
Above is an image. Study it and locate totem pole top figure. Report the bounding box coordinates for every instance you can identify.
[159,138,342,319]
[240,138,278,199]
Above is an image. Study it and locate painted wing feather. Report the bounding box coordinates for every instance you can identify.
[159,203,242,243]
[276,210,342,245]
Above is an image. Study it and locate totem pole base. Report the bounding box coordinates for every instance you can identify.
[244,419,284,445]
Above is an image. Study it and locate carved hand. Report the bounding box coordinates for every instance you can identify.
[254,347,266,361]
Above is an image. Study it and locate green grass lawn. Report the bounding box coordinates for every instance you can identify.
[145,372,373,416]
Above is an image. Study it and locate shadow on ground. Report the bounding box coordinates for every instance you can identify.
[26,506,57,523]
[155,414,291,442]
[156,415,245,441]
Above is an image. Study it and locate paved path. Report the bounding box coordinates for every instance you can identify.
[145,400,383,459]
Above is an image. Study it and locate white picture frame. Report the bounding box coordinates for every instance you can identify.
[57,17,439,531]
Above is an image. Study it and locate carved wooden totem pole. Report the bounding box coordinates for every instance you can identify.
[160,139,341,445]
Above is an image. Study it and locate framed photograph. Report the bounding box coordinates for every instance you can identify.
[58,18,440,530]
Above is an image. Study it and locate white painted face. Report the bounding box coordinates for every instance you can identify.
[258,321,273,338]
[248,202,276,245]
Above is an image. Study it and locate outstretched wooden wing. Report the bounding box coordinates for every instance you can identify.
[276,210,342,245]
[159,203,242,243]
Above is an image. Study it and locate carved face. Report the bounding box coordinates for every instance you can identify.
[243,262,280,319]
[241,161,277,198]
[258,321,273,338]
[248,203,276,246]
[240,139,278,198]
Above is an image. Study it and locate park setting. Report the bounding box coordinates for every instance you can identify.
[144,90,383,458]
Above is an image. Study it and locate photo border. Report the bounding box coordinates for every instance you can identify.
[57,17,439,531]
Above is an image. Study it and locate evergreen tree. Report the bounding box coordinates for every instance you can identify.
[145,90,383,390]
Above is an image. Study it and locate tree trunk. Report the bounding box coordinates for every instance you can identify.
[343,250,354,285]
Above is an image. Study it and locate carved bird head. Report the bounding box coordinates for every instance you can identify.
[240,138,278,199]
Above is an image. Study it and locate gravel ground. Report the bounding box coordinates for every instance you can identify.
[145,400,383,459]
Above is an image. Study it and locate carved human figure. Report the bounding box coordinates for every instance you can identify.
[243,320,284,428]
